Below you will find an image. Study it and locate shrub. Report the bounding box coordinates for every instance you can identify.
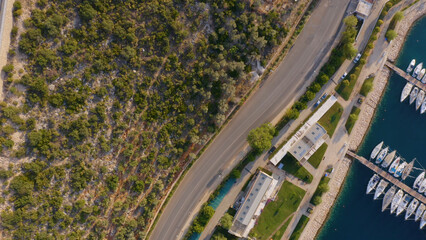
[312,196,322,205]
[247,123,275,152]
[386,30,397,41]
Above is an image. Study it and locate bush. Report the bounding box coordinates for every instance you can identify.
[247,123,275,152]
[386,30,397,41]
[231,169,241,179]
[2,64,14,75]
[311,196,322,205]
[360,77,374,96]
[220,213,233,230]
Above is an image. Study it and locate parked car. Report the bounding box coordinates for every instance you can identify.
[314,93,328,108]
[341,72,348,80]
[268,146,276,154]
[354,53,362,63]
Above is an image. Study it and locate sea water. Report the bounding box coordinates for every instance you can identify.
[317,16,426,240]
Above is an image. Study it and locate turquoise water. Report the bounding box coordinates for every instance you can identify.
[317,17,426,240]
[209,178,235,209]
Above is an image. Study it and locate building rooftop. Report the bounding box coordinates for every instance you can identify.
[289,123,326,160]
[234,171,273,226]
[356,0,373,18]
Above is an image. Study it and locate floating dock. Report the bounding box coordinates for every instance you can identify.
[385,60,426,92]
[346,151,426,205]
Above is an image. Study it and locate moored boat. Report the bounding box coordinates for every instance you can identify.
[375,147,389,164]
[423,73,426,84]
[401,160,414,180]
[389,157,401,174]
[416,90,425,110]
[367,174,380,194]
[382,186,396,212]
[410,87,419,105]
[421,211,426,229]
[419,179,426,193]
[421,99,426,114]
[396,194,411,216]
[394,161,407,178]
[391,189,404,214]
[415,203,425,221]
[414,172,425,189]
[413,62,423,78]
[381,150,396,168]
[401,82,414,102]
[370,141,384,160]
[407,59,416,73]
[405,198,419,220]
[374,179,389,200]
[418,68,426,80]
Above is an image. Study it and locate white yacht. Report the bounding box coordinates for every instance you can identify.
[396,194,411,216]
[374,179,389,200]
[389,157,401,175]
[367,174,380,194]
[422,73,426,83]
[382,186,396,212]
[415,203,425,221]
[407,59,416,73]
[413,63,423,78]
[421,211,426,229]
[406,198,419,220]
[421,99,426,114]
[419,179,426,193]
[410,87,419,105]
[391,189,404,214]
[401,82,413,102]
[414,172,425,189]
[418,68,426,80]
[370,141,384,160]
[394,161,407,178]
[416,90,425,110]
[375,147,389,164]
[381,150,396,168]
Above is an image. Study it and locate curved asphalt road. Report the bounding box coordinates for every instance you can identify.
[150,0,352,239]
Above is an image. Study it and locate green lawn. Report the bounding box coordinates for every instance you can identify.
[345,106,361,134]
[280,154,313,183]
[289,215,310,240]
[250,181,306,240]
[307,143,328,168]
[271,217,293,240]
[318,102,343,137]
[310,176,330,205]
[360,76,374,96]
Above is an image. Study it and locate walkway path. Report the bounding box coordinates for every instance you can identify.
[0,0,13,101]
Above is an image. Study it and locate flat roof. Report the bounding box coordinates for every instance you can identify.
[356,0,373,17]
[289,123,326,160]
[234,171,273,226]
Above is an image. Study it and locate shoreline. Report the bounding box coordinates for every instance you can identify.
[300,2,426,239]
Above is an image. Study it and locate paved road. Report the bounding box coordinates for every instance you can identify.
[150,0,352,239]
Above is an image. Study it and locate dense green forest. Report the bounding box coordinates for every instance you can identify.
[0,0,298,238]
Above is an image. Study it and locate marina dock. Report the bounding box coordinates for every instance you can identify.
[385,60,426,92]
[346,151,426,205]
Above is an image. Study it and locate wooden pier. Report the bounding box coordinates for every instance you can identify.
[346,151,426,204]
[385,61,426,92]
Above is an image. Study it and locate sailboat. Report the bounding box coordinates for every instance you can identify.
[419,179,426,193]
[382,186,396,212]
[396,194,411,216]
[367,174,380,194]
[421,211,426,229]
[407,59,416,73]
[416,90,425,110]
[405,198,419,220]
[370,141,384,160]
[391,190,404,214]
[401,82,414,102]
[414,172,425,189]
[413,63,423,78]
[381,150,396,168]
[375,147,389,164]
[415,203,425,221]
[394,161,407,178]
[410,87,419,105]
[374,179,389,200]
[421,99,426,114]
[418,68,426,80]
[388,157,401,175]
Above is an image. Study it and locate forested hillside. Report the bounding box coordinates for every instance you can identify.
[0,0,301,238]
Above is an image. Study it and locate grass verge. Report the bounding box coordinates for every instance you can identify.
[345,106,361,134]
[307,143,328,168]
[280,154,313,183]
[318,102,343,137]
[360,76,374,96]
[250,181,306,240]
[310,175,330,206]
[289,215,310,240]
[271,216,294,240]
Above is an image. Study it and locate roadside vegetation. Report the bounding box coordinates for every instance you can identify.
[318,102,344,137]
[310,175,330,206]
[0,0,298,238]
[271,216,294,240]
[247,123,276,152]
[307,143,328,168]
[289,215,310,240]
[360,76,375,96]
[386,11,404,41]
[250,181,306,240]
[345,107,361,134]
[280,155,313,183]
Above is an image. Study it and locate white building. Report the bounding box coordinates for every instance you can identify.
[229,171,277,238]
[355,0,374,19]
